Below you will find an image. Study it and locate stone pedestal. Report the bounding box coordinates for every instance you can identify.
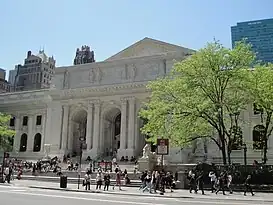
[176,171,187,189]
[138,156,157,172]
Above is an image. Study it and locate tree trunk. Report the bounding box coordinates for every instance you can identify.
[221,139,227,165]
[227,150,231,165]
[263,139,268,164]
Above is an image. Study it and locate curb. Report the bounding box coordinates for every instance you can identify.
[27,185,273,202]
[28,185,193,199]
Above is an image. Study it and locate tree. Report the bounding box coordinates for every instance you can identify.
[0,112,15,151]
[139,40,255,165]
[245,65,273,164]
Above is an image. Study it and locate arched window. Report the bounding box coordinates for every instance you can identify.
[19,134,28,152]
[253,125,265,150]
[230,126,243,150]
[33,133,42,152]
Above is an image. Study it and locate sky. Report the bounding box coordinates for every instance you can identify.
[1,0,273,78]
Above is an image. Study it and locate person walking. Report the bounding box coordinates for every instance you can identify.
[244,175,254,196]
[209,171,217,193]
[84,171,91,190]
[104,172,111,191]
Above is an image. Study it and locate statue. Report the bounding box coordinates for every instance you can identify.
[142,144,151,159]
[89,68,96,83]
[128,64,137,80]
[63,70,69,89]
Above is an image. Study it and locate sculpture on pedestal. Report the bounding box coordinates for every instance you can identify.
[142,144,151,159]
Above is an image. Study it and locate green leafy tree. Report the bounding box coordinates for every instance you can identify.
[140,40,255,165]
[245,65,273,164]
[0,112,15,151]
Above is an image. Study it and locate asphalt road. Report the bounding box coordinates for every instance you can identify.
[0,185,271,205]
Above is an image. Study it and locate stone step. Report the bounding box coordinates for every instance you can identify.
[21,175,142,187]
[22,171,141,180]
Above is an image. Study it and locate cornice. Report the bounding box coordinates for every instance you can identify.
[50,82,148,99]
[54,52,181,74]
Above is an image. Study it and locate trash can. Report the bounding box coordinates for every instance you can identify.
[60,175,67,188]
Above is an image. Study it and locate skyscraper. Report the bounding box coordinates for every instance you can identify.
[15,50,55,91]
[73,45,95,65]
[231,18,273,64]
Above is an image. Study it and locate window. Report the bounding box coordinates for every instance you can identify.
[19,134,28,152]
[36,115,42,125]
[33,133,42,152]
[253,125,265,150]
[22,116,28,126]
[9,117,15,126]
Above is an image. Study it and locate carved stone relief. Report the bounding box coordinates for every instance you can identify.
[89,67,103,83]
[121,64,137,81]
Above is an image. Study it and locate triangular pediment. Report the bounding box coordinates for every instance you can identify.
[105,37,195,61]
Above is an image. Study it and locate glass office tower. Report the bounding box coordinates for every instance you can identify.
[231,18,273,64]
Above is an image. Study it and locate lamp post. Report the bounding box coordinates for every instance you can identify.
[242,143,247,167]
[77,136,85,189]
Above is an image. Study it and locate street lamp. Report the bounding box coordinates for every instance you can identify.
[242,143,247,166]
[77,136,85,189]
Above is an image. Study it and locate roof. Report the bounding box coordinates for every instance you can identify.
[106,37,195,61]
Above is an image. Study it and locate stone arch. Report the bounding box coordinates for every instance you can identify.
[33,133,42,152]
[253,125,265,150]
[19,133,27,152]
[70,108,87,155]
[102,106,121,156]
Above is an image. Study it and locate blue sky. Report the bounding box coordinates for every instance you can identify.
[1,0,273,76]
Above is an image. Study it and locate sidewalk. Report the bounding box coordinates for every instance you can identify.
[4,180,273,202]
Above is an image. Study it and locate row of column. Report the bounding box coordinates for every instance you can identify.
[60,96,136,156]
[120,97,136,150]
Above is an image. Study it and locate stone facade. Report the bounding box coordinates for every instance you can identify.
[0,37,271,164]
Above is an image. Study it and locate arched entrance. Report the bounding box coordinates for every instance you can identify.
[71,109,87,156]
[103,107,121,157]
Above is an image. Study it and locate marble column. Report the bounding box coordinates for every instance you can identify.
[92,101,100,154]
[128,97,135,149]
[61,105,69,151]
[86,103,93,150]
[67,120,74,152]
[41,112,47,152]
[27,115,34,151]
[120,98,127,150]
[13,115,21,152]
[118,98,127,159]
[44,107,52,145]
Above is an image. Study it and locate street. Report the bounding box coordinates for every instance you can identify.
[0,185,272,205]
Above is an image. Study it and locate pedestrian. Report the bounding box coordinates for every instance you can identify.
[244,175,254,196]
[188,172,197,194]
[113,170,122,190]
[84,171,91,190]
[209,171,217,193]
[104,172,111,191]
[96,172,103,190]
[215,173,226,195]
[227,173,233,194]
[196,171,205,195]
